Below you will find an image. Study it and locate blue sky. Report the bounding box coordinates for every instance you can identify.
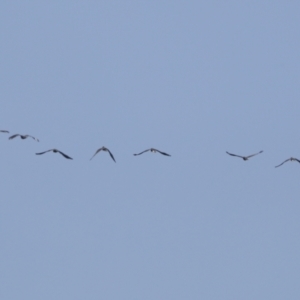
[1,1,300,299]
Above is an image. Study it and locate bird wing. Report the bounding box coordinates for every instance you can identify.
[27,135,39,142]
[133,149,150,156]
[8,134,20,140]
[226,151,244,158]
[36,149,53,155]
[58,150,73,160]
[106,148,116,162]
[155,149,171,156]
[275,158,290,168]
[90,148,103,160]
[0,130,9,133]
[246,150,263,159]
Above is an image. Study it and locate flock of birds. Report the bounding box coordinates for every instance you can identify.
[0,130,171,162]
[1,130,300,167]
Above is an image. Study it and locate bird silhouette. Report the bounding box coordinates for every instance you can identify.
[90,147,116,162]
[226,150,263,161]
[134,148,171,156]
[36,149,73,160]
[275,157,300,168]
[9,134,39,142]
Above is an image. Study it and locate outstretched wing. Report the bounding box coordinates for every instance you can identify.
[155,149,171,156]
[133,149,150,156]
[90,148,102,160]
[8,134,20,140]
[58,150,73,160]
[106,148,116,162]
[0,130,9,133]
[27,135,39,142]
[36,149,53,155]
[275,158,290,168]
[246,150,263,159]
[226,151,244,159]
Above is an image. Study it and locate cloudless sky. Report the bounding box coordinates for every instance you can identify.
[1,1,300,299]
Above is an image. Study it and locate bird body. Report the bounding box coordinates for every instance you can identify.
[90,147,116,162]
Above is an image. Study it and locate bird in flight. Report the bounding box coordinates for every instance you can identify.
[275,157,300,168]
[90,146,116,162]
[134,148,171,156]
[9,134,39,142]
[36,149,73,160]
[0,130,9,133]
[226,150,263,160]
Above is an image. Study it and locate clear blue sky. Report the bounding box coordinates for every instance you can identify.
[1,2,300,299]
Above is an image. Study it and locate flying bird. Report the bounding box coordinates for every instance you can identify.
[275,157,300,168]
[36,149,73,160]
[226,150,263,160]
[90,146,116,162]
[9,134,39,142]
[0,130,9,133]
[134,148,171,156]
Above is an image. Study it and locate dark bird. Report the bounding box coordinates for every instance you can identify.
[90,146,116,162]
[36,149,73,160]
[226,150,263,160]
[275,157,300,168]
[9,134,39,142]
[0,130,9,133]
[134,148,171,156]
